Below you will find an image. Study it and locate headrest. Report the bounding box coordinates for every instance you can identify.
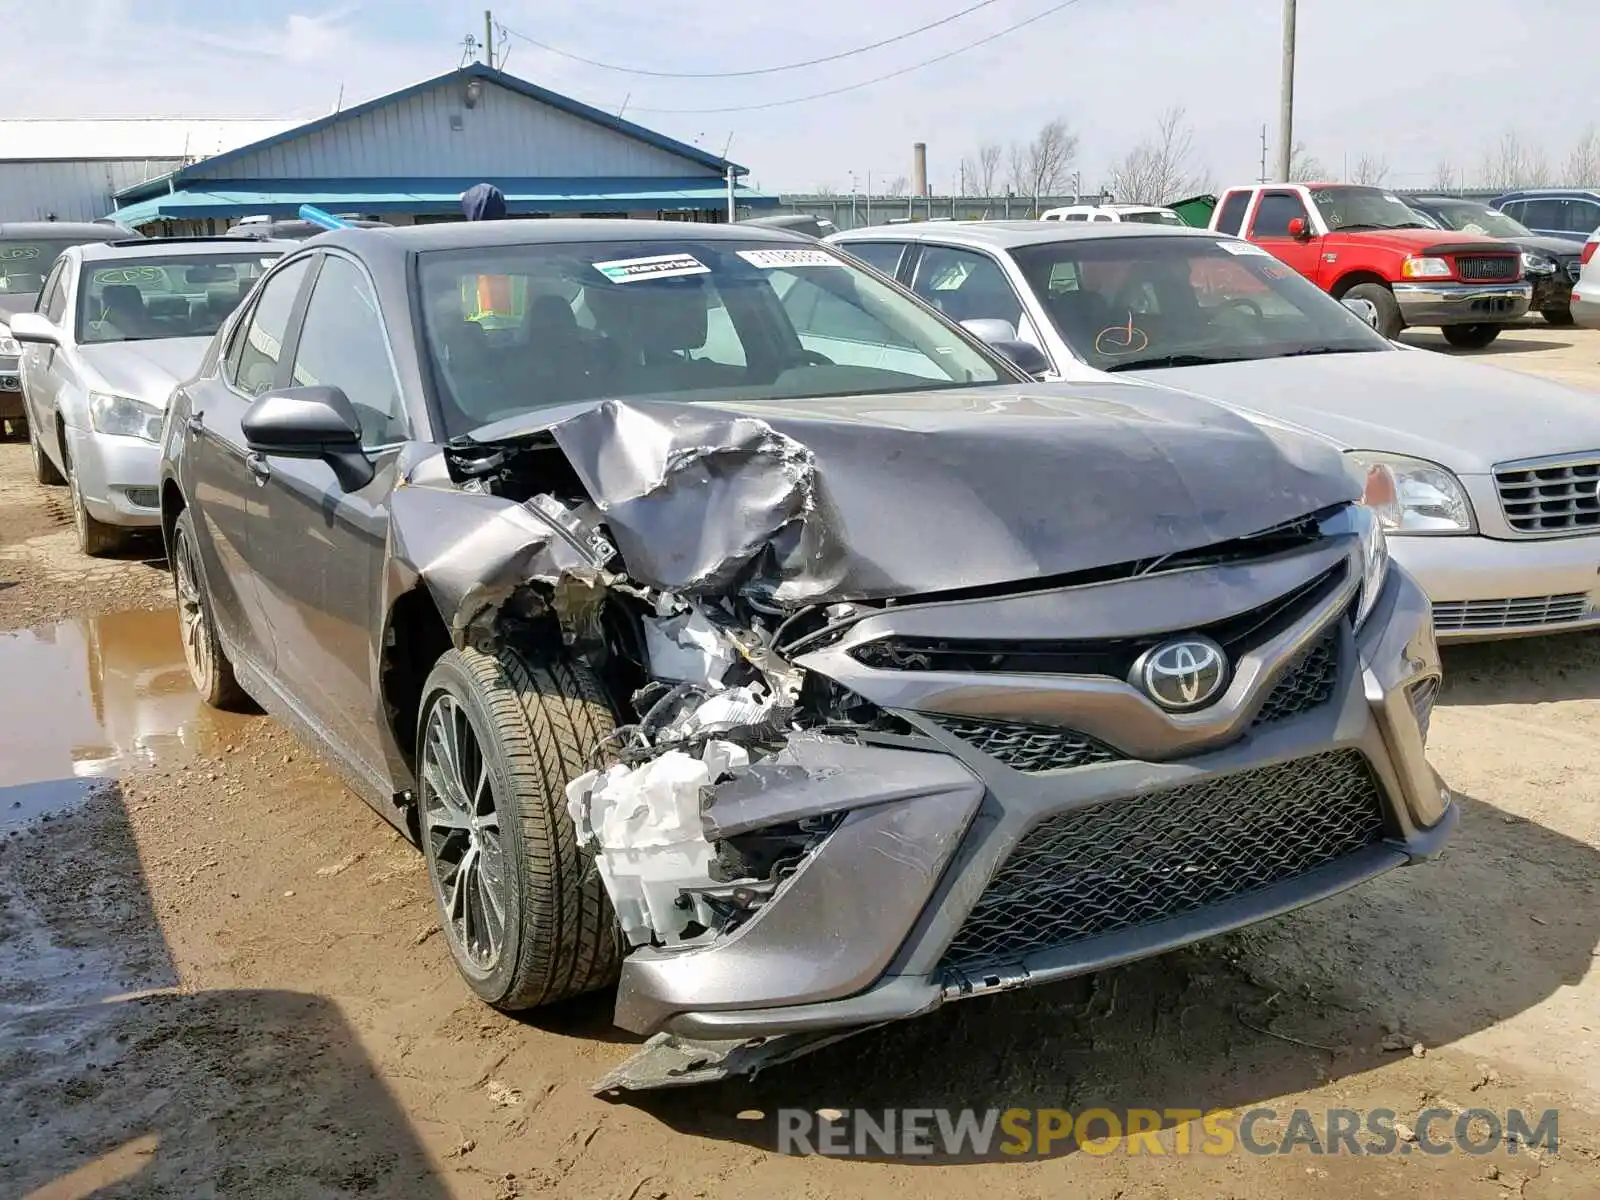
[527,293,578,333]
[102,284,145,311]
[585,275,708,355]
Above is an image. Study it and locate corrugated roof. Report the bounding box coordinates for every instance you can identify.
[0,119,302,162]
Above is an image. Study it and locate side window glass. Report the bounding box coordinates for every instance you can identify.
[233,258,310,397]
[1570,199,1600,235]
[1250,191,1309,238]
[910,245,1026,332]
[773,270,915,349]
[1521,199,1562,231]
[1064,212,1088,222]
[1215,192,1251,235]
[44,264,69,323]
[36,261,64,318]
[288,256,405,448]
[838,241,904,276]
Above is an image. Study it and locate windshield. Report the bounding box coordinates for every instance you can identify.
[0,239,99,296]
[77,253,279,345]
[1310,186,1433,231]
[1421,200,1531,238]
[1009,235,1391,372]
[416,238,1009,437]
[1122,210,1186,227]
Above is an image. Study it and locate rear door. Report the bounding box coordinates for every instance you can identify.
[183,254,314,670]
[248,250,409,774]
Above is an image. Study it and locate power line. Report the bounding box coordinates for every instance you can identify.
[497,0,1005,79]
[615,0,1089,115]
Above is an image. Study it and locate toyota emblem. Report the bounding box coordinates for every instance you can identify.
[1134,636,1229,712]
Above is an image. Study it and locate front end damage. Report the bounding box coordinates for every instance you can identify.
[391,391,1449,1093]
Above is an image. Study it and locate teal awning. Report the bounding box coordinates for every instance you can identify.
[108,176,778,223]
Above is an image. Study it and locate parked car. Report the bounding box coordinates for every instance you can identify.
[829,219,1600,642]
[1573,228,1600,328]
[0,221,137,439]
[1403,194,1583,326]
[739,213,837,239]
[225,215,393,241]
[1491,189,1600,245]
[1040,203,1185,226]
[11,236,287,554]
[159,219,1447,1088]
[1208,183,1529,345]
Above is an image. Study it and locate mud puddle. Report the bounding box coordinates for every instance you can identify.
[0,608,248,833]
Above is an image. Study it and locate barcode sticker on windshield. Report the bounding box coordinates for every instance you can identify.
[593,253,710,283]
[738,248,838,269]
[1218,240,1271,256]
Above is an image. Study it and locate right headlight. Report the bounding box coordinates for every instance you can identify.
[88,391,164,443]
[1321,503,1389,629]
[1345,450,1476,535]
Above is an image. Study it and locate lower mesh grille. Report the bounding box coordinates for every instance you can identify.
[932,716,1123,772]
[1408,677,1441,744]
[1432,594,1590,632]
[940,749,1387,972]
[1252,625,1340,727]
[121,486,159,510]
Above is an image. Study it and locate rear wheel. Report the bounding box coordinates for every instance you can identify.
[1343,283,1404,340]
[417,647,621,1011]
[29,420,64,485]
[1441,324,1502,349]
[1542,308,1576,327]
[172,507,249,710]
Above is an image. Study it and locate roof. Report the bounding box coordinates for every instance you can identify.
[310,217,811,255]
[1491,188,1600,199]
[77,236,297,262]
[0,221,128,239]
[833,220,1213,249]
[0,119,300,162]
[116,65,743,207]
[108,177,777,223]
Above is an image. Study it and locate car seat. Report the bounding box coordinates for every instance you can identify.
[100,284,151,338]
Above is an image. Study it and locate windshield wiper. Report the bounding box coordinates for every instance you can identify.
[1276,346,1381,358]
[1103,353,1251,372]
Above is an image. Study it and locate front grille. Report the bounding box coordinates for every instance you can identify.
[940,749,1387,973]
[1454,254,1519,282]
[931,716,1123,773]
[1408,677,1440,744]
[1251,624,1340,727]
[1432,594,1590,632]
[1494,456,1600,535]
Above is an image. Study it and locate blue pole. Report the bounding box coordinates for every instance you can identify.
[298,204,350,230]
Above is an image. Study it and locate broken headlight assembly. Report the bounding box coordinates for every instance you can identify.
[1320,500,1389,629]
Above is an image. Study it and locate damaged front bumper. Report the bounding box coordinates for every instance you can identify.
[605,543,1449,1056]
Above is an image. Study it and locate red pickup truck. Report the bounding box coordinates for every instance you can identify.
[1208,183,1531,347]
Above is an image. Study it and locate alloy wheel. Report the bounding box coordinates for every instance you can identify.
[420,694,510,973]
[173,529,212,690]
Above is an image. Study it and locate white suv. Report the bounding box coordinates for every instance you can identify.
[1572,228,1600,328]
[1039,203,1184,226]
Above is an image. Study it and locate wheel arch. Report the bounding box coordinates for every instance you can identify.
[380,584,455,777]
[160,478,186,560]
[1329,270,1391,298]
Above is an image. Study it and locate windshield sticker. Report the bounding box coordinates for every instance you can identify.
[1218,241,1270,256]
[737,248,838,269]
[0,246,39,261]
[93,266,165,285]
[593,253,710,284]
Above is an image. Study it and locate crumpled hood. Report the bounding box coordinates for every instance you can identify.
[78,337,211,406]
[1141,350,1600,473]
[466,381,1357,603]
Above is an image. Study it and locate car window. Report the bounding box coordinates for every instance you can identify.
[1214,193,1250,235]
[1064,212,1088,222]
[288,255,406,447]
[910,244,1027,332]
[1009,234,1389,371]
[837,241,905,276]
[414,239,1006,437]
[37,260,66,320]
[76,253,278,345]
[1498,199,1527,224]
[1561,198,1600,234]
[232,257,310,397]
[1250,191,1309,238]
[0,238,92,298]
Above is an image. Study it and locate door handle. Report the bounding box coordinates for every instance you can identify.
[186,414,204,438]
[246,452,271,484]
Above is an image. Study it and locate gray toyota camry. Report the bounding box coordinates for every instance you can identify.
[156,219,1451,1088]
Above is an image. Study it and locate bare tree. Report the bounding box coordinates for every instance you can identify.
[1007,118,1078,206]
[1351,152,1390,185]
[884,175,910,198]
[1567,125,1600,187]
[1104,105,1214,205]
[1478,130,1553,190]
[1432,159,1460,192]
[961,141,1004,197]
[813,183,838,197]
[1288,141,1326,183]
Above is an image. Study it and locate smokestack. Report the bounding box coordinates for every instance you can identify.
[913,142,928,198]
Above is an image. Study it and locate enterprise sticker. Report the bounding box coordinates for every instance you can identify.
[593,253,710,283]
[738,248,837,269]
[1218,241,1271,256]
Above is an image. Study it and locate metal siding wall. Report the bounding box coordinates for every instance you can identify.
[193,81,713,181]
[0,158,182,221]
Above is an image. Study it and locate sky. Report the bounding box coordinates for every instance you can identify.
[12,0,1600,194]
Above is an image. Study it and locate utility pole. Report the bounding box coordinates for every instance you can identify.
[484,10,495,69]
[1259,125,1269,184]
[1275,0,1296,182]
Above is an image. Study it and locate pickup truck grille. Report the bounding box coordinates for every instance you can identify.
[1454,254,1519,282]
[1493,454,1600,535]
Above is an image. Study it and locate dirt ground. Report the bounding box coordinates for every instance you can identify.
[4,325,1600,1198]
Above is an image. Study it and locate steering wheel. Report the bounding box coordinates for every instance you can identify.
[1212,297,1263,319]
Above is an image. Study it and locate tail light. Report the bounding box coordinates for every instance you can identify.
[1583,239,1598,266]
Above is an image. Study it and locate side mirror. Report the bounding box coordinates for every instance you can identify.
[1341,296,1380,328]
[988,338,1051,378]
[9,312,60,345]
[960,317,1019,343]
[241,385,374,491]
[1286,217,1310,240]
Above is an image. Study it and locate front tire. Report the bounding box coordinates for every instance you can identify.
[417,647,621,1011]
[1343,283,1404,339]
[172,507,249,710]
[29,421,64,485]
[66,447,125,557]
[1441,324,1502,349]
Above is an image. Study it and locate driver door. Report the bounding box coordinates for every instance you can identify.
[1248,190,1324,282]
